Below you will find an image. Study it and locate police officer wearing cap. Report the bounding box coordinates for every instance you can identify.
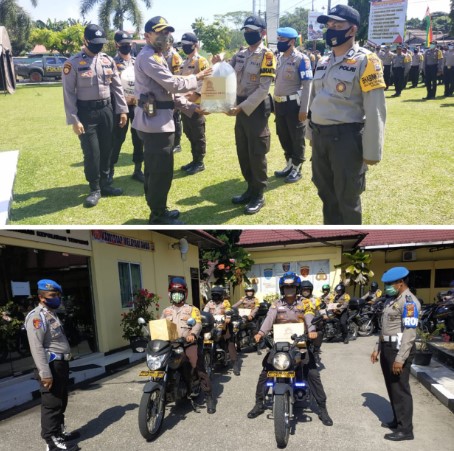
[423,41,444,99]
[409,47,423,88]
[378,45,395,90]
[62,24,128,208]
[215,15,276,215]
[110,30,145,184]
[179,32,210,176]
[391,45,410,97]
[25,280,79,451]
[132,16,212,225]
[306,4,386,225]
[273,27,313,184]
[371,266,420,441]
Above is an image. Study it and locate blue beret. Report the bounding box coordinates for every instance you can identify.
[381,267,409,284]
[38,279,62,292]
[277,27,299,39]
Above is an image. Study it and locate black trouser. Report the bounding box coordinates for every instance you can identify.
[222,327,238,362]
[185,343,212,393]
[311,122,366,225]
[425,64,438,98]
[137,131,174,214]
[409,66,420,88]
[173,110,182,147]
[339,310,348,339]
[254,350,327,407]
[312,330,324,353]
[392,67,405,95]
[234,97,271,198]
[181,112,206,163]
[444,67,454,96]
[275,99,306,166]
[380,342,415,434]
[111,105,144,170]
[40,360,69,442]
[77,103,114,191]
[383,65,392,88]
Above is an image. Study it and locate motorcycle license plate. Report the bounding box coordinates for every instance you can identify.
[267,371,295,378]
[138,370,165,378]
[204,340,213,344]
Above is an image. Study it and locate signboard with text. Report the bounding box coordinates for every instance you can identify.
[368,0,408,46]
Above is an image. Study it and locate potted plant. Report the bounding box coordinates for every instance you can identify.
[414,324,444,366]
[120,289,160,351]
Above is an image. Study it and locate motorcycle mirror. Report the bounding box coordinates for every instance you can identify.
[138,317,146,325]
[187,318,196,328]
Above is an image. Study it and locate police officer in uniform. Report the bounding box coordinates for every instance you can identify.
[378,45,394,90]
[273,27,313,184]
[179,33,210,175]
[423,41,443,99]
[110,30,145,184]
[371,267,420,441]
[247,272,333,426]
[332,283,350,343]
[25,280,79,451]
[390,45,410,97]
[204,286,241,375]
[320,283,333,304]
[216,15,276,215]
[443,43,454,96]
[306,5,386,225]
[409,47,423,88]
[132,16,212,225]
[62,24,128,208]
[361,281,382,304]
[161,277,216,413]
[232,286,260,320]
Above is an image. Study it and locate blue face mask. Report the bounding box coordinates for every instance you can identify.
[44,297,62,309]
[384,285,398,296]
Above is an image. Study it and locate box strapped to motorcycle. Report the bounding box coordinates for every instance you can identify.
[238,308,252,317]
[273,323,306,348]
[149,319,179,341]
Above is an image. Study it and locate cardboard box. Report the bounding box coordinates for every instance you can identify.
[238,308,252,317]
[149,319,179,341]
[273,322,306,345]
[327,303,340,311]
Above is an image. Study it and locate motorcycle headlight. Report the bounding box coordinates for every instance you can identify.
[173,346,184,354]
[147,354,166,370]
[273,352,291,370]
[204,332,212,340]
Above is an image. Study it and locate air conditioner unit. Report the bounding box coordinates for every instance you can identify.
[402,250,416,262]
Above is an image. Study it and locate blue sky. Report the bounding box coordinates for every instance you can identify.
[17,0,451,39]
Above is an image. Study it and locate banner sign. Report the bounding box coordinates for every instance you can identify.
[368,0,408,46]
[91,230,154,251]
[0,230,91,250]
[308,11,325,41]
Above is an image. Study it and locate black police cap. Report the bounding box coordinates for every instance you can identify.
[84,24,108,44]
[114,30,133,44]
[241,15,267,30]
[144,16,175,33]
[317,4,360,27]
[181,32,198,44]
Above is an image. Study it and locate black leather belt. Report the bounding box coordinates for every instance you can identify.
[77,98,111,109]
[137,99,175,110]
[310,121,364,133]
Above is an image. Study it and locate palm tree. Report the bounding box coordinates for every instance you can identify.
[80,0,152,32]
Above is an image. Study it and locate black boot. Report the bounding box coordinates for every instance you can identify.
[233,360,241,376]
[232,190,252,204]
[132,162,145,183]
[149,210,184,225]
[107,168,114,185]
[206,393,216,414]
[274,158,292,177]
[247,401,265,418]
[318,405,333,426]
[84,190,101,208]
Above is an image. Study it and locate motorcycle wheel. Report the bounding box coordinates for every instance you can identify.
[204,350,213,379]
[348,322,359,340]
[357,319,373,337]
[138,388,164,440]
[274,393,290,448]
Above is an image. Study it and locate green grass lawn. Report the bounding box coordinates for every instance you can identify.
[1,82,453,225]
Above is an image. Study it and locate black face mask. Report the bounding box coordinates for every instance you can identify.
[182,44,195,55]
[86,42,104,54]
[244,31,262,46]
[277,41,291,53]
[119,45,132,55]
[152,34,172,53]
[324,27,353,48]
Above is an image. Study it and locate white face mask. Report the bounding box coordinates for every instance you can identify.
[449,46,453,51]
[430,44,436,49]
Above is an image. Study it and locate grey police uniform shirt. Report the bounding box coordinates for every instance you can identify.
[411,53,423,67]
[373,288,421,364]
[132,44,198,134]
[62,50,128,125]
[229,43,276,116]
[25,304,70,379]
[274,48,313,114]
[306,43,387,162]
[444,50,454,68]
[424,47,444,72]
[378,50,394,66]
[392,53,411,74]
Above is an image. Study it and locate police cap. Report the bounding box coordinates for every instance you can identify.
[114,30,133,44]
[144,16,175,33]
[84,24,108,44]
[181,33,198,44]
[38,279,63,293]
[241,15,267,30]
[277,27,299,39]
[381,267,409,284]
[317,4,360,27]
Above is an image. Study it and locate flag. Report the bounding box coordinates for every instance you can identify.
[425,6,433,47]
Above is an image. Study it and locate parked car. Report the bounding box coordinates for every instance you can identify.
[13,55,68,82]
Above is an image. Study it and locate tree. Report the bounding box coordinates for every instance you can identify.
[80,0,151,32]
[335,249,374,297]
[348,0,370,44]
[279,6,309,36]
[191,18,231,55]
[451,1,454,36]
[214,11,251,29]
[30,24,85,56]
[0,0,35,54]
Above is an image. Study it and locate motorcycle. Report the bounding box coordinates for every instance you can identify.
[233,308,258,352]
[353,297,385,337]
[319,305,358,342]
[419,300,441,334]
[262,332,309,448]
[136,317,201,441]
[434,297,454,340]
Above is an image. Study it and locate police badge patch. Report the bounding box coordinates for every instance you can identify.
[336,82,346,93]
[402,296,418,328]
[33,319,42,329]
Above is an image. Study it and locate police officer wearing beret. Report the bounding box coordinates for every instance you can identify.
[25,280,79,451]
[306,5,386,225]
[371,267,420,441]
[273,27,313,183]
[110,30,145,184]
[215,15,276,215]
[62,24,128,208]
[179,32,210,175]
[132,16,212,225]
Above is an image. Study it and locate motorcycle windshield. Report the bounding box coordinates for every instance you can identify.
[147,339,172,355]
